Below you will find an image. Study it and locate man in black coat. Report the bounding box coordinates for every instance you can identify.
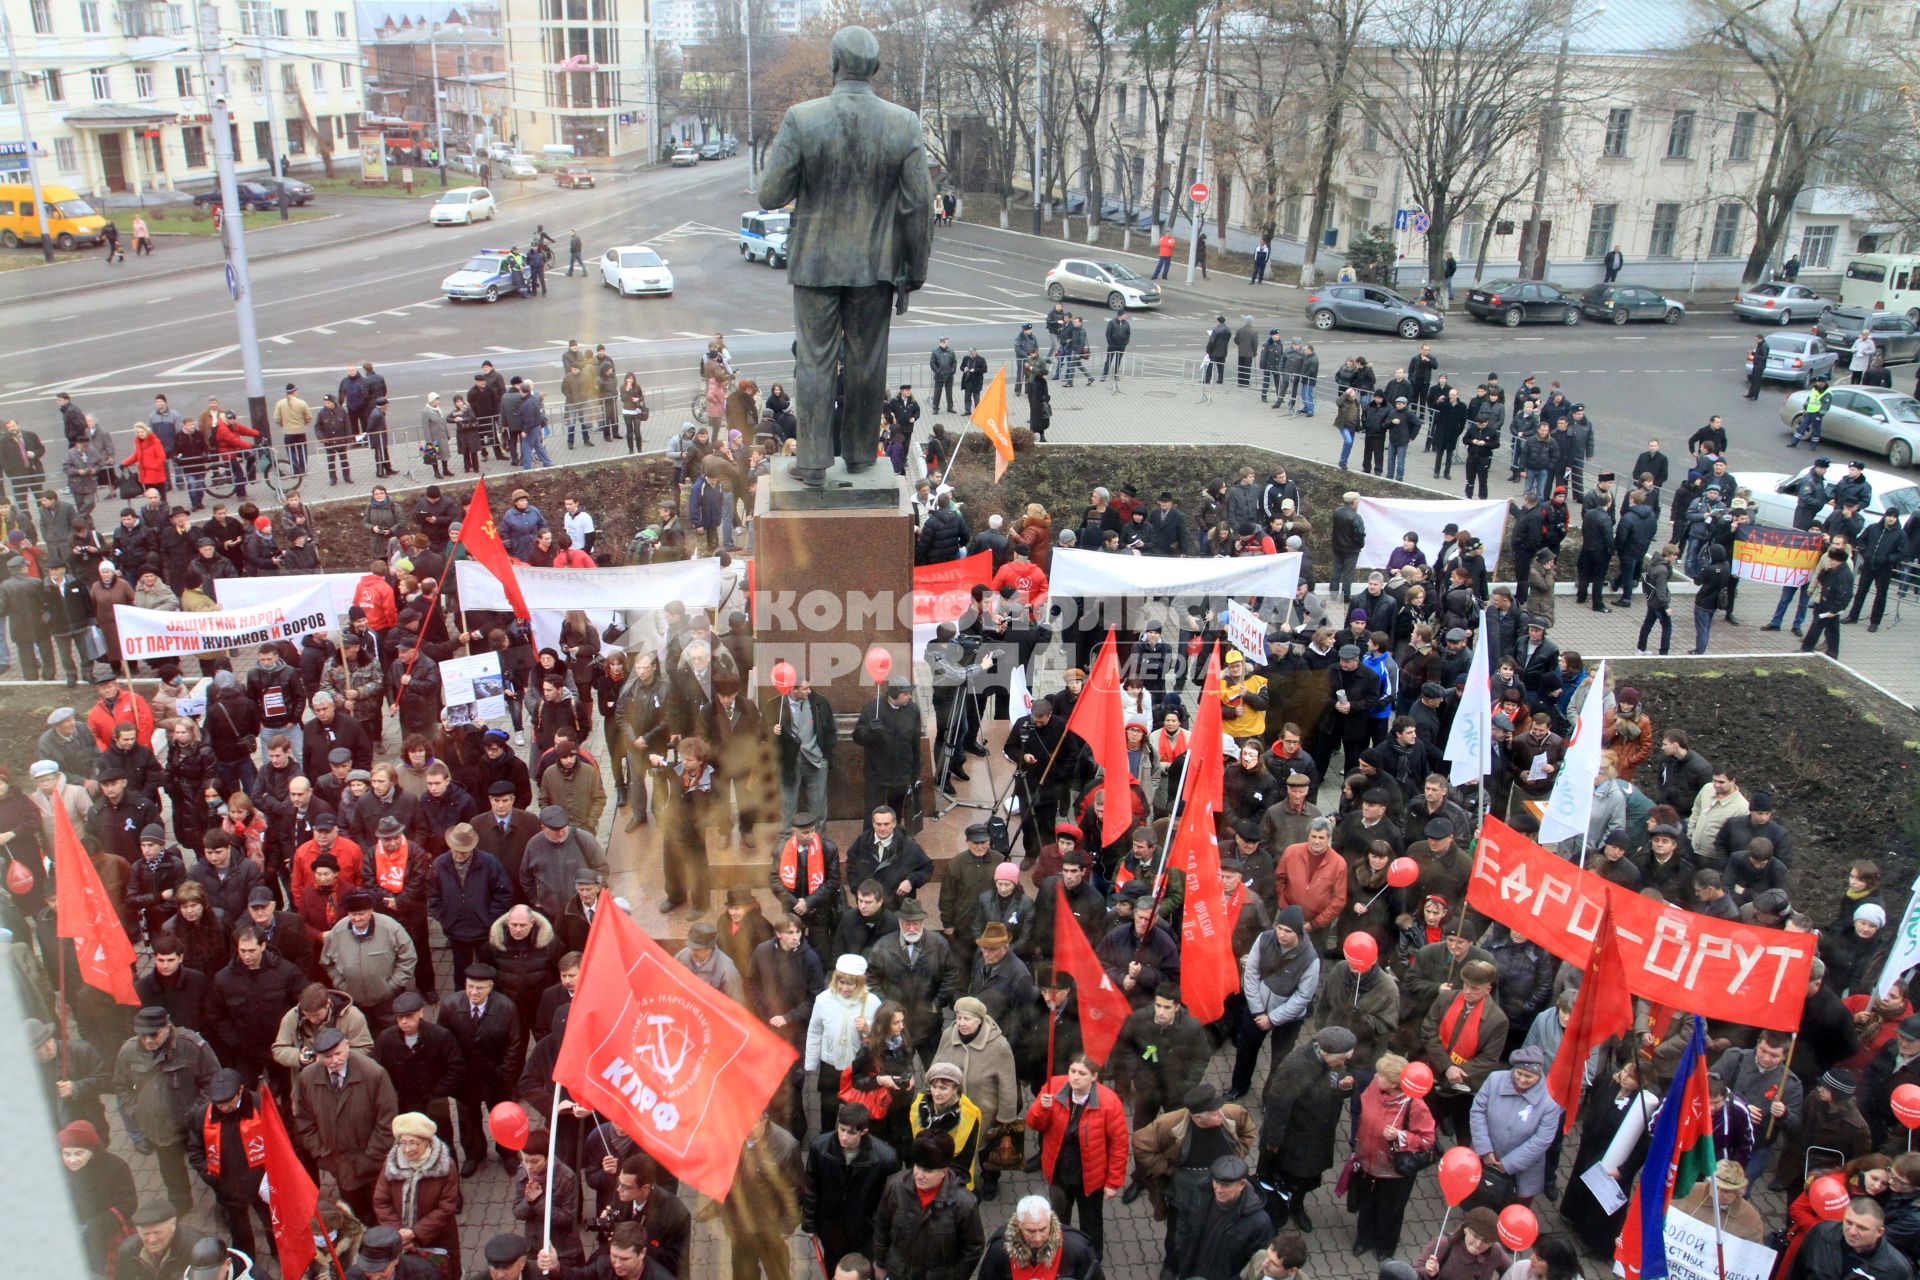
[1789,1202,1911,1280]
[1166,1155,1273,1280]
[852,677,923,825]
[866,898,959,1065]
[374,990,465,1135]
[843,806,933,910]
[208,926,306,1081]
[1847,510,1908,631]
[475,781,541,896]
[803,1102,901,1269]
[185,1069,275,1262]
[440,962,526,1177]
[978,1198,1104,1280]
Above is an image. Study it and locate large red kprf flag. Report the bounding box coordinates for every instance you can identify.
[1172,646,1236,1023]
[50,799,137,1004]
[1065,628,1133,848]
[554,892,797,1200]
[458,480,532,619]
[1051,881,1134,1066]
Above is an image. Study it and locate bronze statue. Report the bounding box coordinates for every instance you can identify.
[758,26,933,488]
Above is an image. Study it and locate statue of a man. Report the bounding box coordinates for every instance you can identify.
[758,26,933,488]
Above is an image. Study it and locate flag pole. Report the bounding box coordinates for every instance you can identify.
[1765,1035,1798,1140]
[1701,1017,1729,1280]
[315,1216,350,1279]
[543,1080,564,1253]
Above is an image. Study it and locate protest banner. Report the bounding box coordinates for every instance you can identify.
[911,550,994,659]
[1642,1207,1779,1280]
[214,572,360,617]
[116,582,334,661]
[1050,547,1300,599]
[1468,817,1815,1031]
[440,651,507,726]
[1731,525,1824,585]
[456,558,724,613]
[1225,600,1268,664]
[1355,496,1508,577]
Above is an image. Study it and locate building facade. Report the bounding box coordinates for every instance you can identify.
[500,0,651,158]
[362,13,505,147]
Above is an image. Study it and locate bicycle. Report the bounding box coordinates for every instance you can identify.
[201,446,305,502]
[689,370,737,429]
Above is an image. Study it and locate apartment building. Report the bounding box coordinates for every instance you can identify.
[499,0,651,158]
[362,11,505,145]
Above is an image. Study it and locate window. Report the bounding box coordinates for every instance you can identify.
[1844,3,1880,34]
[1666,109,1694,159]
[311,61,325,89]
[29,0,51,31]
[305,7,318,34]
[1360,120,1380,152]
[1349,196,1372,230]
[1710,203,1743,257]
[1728,110,1756,162]
[89,67,110,99]
[281,62,297,91]
[0,73,10,106]
[53,137,76,170]
[134,66,154,98]
[1115,84,1126,122]
[182,125,206,167]
[43,69,64,101]
[274,8,288,34]
[1458,217,1484,258]
[1584,203,1617,258]
[254,120,272,159]
[339,62,352,88]
[1801,223,1838,269]
[1649,202,1680,256]
[175,66,193,96]
[1602,107,1630,157]
[239,5,253,32]
[1282,196,1301,238]
[80,0,101,30]
[287,119,305,153]
[334,11,346,36]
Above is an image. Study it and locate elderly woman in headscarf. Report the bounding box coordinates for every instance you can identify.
[373,1112,461,1273]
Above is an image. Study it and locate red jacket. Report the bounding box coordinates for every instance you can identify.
[213,419,260,456]
[88,688,156,753]
[1275,840,1349,933]
[352,575,398,631]
[1025,1078,1130,1195]
[121,433,169,486]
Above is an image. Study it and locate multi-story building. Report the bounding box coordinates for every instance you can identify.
[362,10,505,146]
[0,0,364,196]
[499,0,651,158]
[653,0,818,48]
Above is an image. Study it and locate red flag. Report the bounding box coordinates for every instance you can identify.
[912,550,993,627]
[256,1089,320,1280]
[554,891,797,1200]
[1051,880,1133,1065]
[1065,628,1132,848]
[50,799,137,1005]
[457,481,532,619]
[1546,895,1634,1131]
[1173,646,1236,1023]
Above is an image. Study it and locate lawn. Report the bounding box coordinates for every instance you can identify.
[302,173,436,200]
[135,206,332,236]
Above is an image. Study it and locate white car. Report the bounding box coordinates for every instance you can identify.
[499,154,539,179]
[1044,257,1163,309]
[600,244,674,297]
[429,187,496,225]
[1742,464,1919,529]
[670,148,699,167]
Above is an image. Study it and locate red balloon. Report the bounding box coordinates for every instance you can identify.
[1438,1146,1483,1205]
[1497,1204,1539,1251]
[1894,1083,1920,1129]
[864,646,893,683]
[1400,1061,1435,1099]
[1342,931,1379,973]
[4,859,34,896]
[770,660,798,696]
[1810,1174,1851,1221]
[1387,856,1420,889]
[489,1101,530,1152]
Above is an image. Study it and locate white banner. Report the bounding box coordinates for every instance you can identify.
[1049,548,1301,600]
[1355,497,1507,578]
[1876,872,1920,999]
[116,582,335,661]
[456,558,724,613]
[1443,614,1492,786]
[1538,660,1608,849]
[1226,600,1268,664]
[215,573,361,618]
[1651,1207,1778,1280]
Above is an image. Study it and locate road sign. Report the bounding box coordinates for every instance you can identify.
[1394,208,1409,231]
[1411,212,1432,234]
[224,263,238,300]
[1189,181,1209,205]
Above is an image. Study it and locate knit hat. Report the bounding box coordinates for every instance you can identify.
[993,861,1021,883]
[57,1121,101,1149]
[392,1112,438,1139]
[1857,903,1888,929]
[1275,904,1306,937]
[1821,1068,1859,1097]
[954,996,989,1021]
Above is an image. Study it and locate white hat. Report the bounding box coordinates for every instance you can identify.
[834,954,869,977]
[29,760,59,778]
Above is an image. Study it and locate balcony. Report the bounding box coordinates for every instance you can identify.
[113,2,183,35]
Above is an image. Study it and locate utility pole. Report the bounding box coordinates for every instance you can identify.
[248,1,289,218]
[1184,10,1217,286]
[427,19,446,183]
[742,0,755,178]
[1031,35,1042,235]
[1518,1,1578,280]
[198,1,271,446]
[1,8,55,262]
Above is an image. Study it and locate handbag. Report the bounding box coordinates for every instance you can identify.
[1463,1162,1519,1211]
[983,1120,1027,1171]
[637,403,651,422]
[1392,1141,1438,1177]
[116,470,143,499]
[1333,1149,1361,1197]
[79,624,108,662]
[837,1065,893,1120]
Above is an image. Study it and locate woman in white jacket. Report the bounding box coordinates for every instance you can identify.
[805,954,880,1128]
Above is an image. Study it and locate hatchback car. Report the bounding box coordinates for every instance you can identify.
[554,166,595,189]
[1745,464,1918,528]
[1464,279,1582,326]
[1580,284,1684,325]
[428,187,497,225]
[670,147,700,167]
[1733,282,1828,324]
[599,244,674,297]
[1043,258,1163,310]
[1745,332,1840,387]
[442,250,523,302]
[1303,284,1445,338]
[1815,306,1920,364]
[1778,386,1920,468]
[193,182,278,212]
[499,154,539,179]
[698,142,723,160]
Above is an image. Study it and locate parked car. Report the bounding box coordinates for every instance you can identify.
[1733,282,1829,324]
[1464,279,1582,327]
[1815,305,1920,365]
[670,147,700,167]
[599,244,674,297]
[428,186,497,225]
[1744,332,1841,387]
[698,142,724,161]
[1778,386,1920,469]
[1043,257,1163,310]
[554,166,595,189]
[442,249,524,302]
[1303,284,1445,338]
[738,209,790,267]
[1580,283,1684,325]
[192,182,278,212]
[720,134,739,156]
[1745,464,1919,529]
[255,176,315,205]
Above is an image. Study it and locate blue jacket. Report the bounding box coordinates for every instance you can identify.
[427,850,513,944]
[499,503,547,559]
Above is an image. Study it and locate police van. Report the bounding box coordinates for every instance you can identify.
[738,209,790,267]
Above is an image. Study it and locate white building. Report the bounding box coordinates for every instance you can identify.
[0,0,365,197]
[500,0,652,158]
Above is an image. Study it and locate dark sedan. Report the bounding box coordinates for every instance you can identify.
[1580,283,1684,325]
[1464,278,1583,327]
[255,176,315,205]
[192,182,278,212]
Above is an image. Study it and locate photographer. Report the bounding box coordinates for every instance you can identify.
[926,621,993,792]
[1004,696,1080,863]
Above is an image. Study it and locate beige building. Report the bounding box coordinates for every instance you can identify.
[499,0,653,158]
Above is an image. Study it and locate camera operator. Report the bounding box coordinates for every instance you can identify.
[1005,695,1080,863]
[926,621,993,791]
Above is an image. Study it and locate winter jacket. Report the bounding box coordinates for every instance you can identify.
[1168,1182,1270,1280]
[427,850,513,945]
[1468,1068,1563,1195]
[1261,1040,1351,1180]
[1027,1079,1130,1194]
[934,1012,1022,1126]
[482,909,559,1022]
[271,992,375,1072]
[209,952,308,1075]
[321,913,418,1011]
[372,1137,463,1271]
[112,1025,220,1146]
[872,1166,985,1280]
[293,1049,397,1191]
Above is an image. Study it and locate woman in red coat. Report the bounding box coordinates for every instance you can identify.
[119,422,169,492]
[1025,1054,1130,1257]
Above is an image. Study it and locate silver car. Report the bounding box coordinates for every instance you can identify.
[1733,282,1828,324]
[1816,306,1920,364]
[1779,386,1920,468]
[1043,258,1162,309]
[1744,332,1839,386]
[1303,284,1446,338]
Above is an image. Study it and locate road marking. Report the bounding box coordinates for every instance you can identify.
[314,327,334,335]
[733,327,769,336]
[674,330,710,339]
[346,317,375,325]
[145,297,172,305]
[1613,336,1647,341]
[268,335,293,345]
[485,346,517,354]
[416,351,454,360]
[47,315,74,322]
[608,335,647,344]
[991,287,1030,298]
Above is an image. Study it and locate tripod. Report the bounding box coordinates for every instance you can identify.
[932,679,997,818]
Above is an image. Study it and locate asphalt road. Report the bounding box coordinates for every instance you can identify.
[6,156,1914,498]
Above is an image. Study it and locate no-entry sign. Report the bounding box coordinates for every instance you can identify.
[1189,182,1209,205]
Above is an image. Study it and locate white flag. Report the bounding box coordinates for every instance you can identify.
[1443,617,1492,786]
[1010,662,1033,719]
[1538,659,1609,849]
[1876,871,1920,999]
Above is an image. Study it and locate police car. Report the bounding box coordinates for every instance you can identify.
[738,210,790,267]
[442,250,524,303]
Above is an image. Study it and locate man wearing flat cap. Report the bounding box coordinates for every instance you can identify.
[292,1025,399,1221]
[441,960,525,1179]
[1165,1153,1272,1280]
[113,1006,220,1213]
[116,1200,204,1280]
[852,676,924,824]
[187,1068,275,1263]
[519,804,605,925]
[1130,1079,1256,1232]
[322,887,419,1034]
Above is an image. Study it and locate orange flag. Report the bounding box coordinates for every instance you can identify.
[971,366,1014,481]
[1547,895,1635,1131]
[457,480,532,619]
[554,892,797,1200]
[1051,880,1134,1065]
[1173,646,1236,1024]
[256,1088,321,1280]
[1065,628,1132,848]
[50,798,137,1005]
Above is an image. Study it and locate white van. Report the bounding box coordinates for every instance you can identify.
[1838,253,1920,323]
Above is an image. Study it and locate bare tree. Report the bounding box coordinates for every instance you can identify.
[946,0,1039,226]
[1210,2,1311,257]
[1117,0,1206,235]
[1279,0,1369,284]
[1045,0,1118,242]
